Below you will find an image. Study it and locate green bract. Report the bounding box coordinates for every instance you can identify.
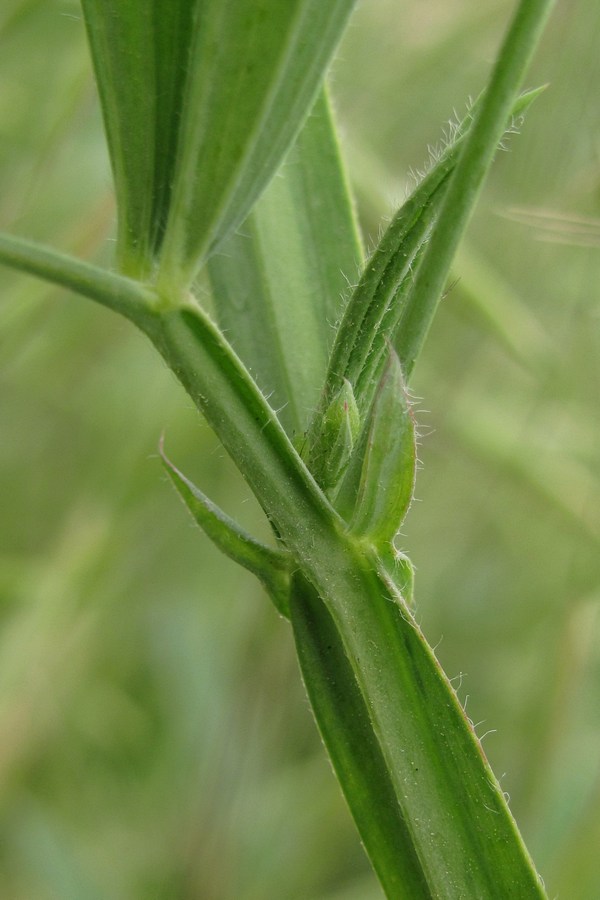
[317,379,361,492]
[159,439,292,618]
[336,348,416,546]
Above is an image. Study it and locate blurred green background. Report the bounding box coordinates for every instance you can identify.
[1,0,599,897]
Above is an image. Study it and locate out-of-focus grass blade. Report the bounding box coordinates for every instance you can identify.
[448,395,600,547]
[0,0,40,39]
[289,575,430,899]
[208,90,362,437]
[502,206,600,247]
[452,243,554,370]
[80,1,357,286]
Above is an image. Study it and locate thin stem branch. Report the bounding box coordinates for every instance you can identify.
[398,0,556,378]
[0,231,155,322]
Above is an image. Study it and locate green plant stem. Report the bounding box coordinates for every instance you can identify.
[0,0,560,892]
[0,227,547,896]
[146,303,547,898]
[398,0,556,378]
[0,231,155,321]
[289,574,428,897]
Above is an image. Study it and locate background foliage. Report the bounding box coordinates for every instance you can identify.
[0,0,598,897]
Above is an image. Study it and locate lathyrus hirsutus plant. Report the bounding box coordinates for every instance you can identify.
[0,0,557,896]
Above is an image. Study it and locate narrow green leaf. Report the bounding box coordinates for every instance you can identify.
[80,0,193,277]
[452,241,555,371]
[207,89,363,437]
[302,109,467,471]
[157,0,358,288]
[315,140,452,412]
[350,350,415,544]
[289,574,429,899]
[160,438,291,617]
[80,1,357,285]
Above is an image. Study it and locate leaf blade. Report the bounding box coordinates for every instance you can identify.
[158,0,358,286]
[290,575,430,899]
[80,0,160,275]
[207,89,362,436]
[80,0,358,286]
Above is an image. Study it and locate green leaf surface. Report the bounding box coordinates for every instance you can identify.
[80,0,358,284]
[289,574,428,898]
[207,89,362,437]
[80,0,192,277]
[303,87,543,472]
[317,378,361,492]
[159,439,291,617]
[160,2,359,288]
